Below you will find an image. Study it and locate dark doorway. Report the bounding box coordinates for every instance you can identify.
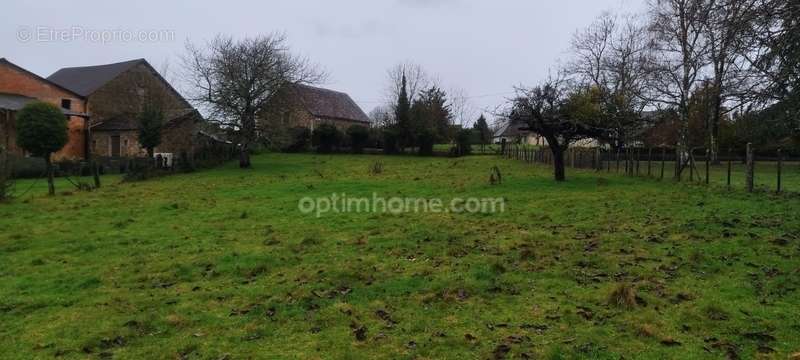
[111,135,121,157]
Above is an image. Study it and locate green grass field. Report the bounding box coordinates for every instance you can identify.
[1,154,799,359]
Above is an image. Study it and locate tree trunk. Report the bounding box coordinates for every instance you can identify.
[239,112,255,168]
[45,154,55,196]
[239,144,251,168]
[709,86,722,165]
[551,146,566,182]
[92,160,101,189]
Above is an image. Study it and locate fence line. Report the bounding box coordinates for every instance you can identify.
[500,143,796,195]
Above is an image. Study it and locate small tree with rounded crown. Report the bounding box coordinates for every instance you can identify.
[16,102,68,196]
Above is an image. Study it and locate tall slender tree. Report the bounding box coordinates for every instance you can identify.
[702,0,761,163]
[395,74,413,151]
[646,0,715,178]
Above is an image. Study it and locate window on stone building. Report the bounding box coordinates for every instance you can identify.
[61,99,72,110]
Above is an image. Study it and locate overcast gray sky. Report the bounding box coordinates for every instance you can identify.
[1,0,645,125]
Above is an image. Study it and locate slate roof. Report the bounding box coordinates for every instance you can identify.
[290,84,369,123]
[0,93,36,111]
[47,59,144,97]
[494,119,530,138]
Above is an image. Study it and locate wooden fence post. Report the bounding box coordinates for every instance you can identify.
[647,148,652,177]
[569,148,574,168]
[705,149,710,185]
[636,148,641,176]
[727,148,732,190]
[616,149,621,173]
[746,143,754,193]
[595,147,600,171]
[689,149,695,182]
[777,148,783,194]
[625,149,630,175]
[660,148,666,180]
[628,149,633,176]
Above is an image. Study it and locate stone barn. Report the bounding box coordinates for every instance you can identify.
[48,59,201,158]
[261,84,370,132]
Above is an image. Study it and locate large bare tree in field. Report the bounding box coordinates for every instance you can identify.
[183,33,324,168]
[645,0,715,177]
[570,13,651,149]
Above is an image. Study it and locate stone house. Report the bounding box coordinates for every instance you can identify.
[48,59,200,158]
[261,84,370,133]
[493,119,546,146]
[494,119,599,148]
[0,58,89,160]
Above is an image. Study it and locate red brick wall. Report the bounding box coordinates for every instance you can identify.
[0,62,87,160]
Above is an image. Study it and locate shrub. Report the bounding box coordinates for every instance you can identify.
[7,155,46,179]
[453,128,473,157]
[284,126,312,153]
[347,125,370,154]
[382,128,400,155]
[312,123,342,154]
[417,128,436,156]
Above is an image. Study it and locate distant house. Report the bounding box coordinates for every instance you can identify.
[48,59,201,158]
[262,84,370,132]
[493,119,598,147]
[0,58,90,160]
[493,119,545,146]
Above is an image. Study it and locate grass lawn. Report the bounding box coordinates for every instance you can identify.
[1,154,799,359]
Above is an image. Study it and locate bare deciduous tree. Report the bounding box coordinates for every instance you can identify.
[645,0,715,177]
[385,62,430,107]
[570,13,651,149]
[571,12,616,89]
[183,33,324,168]
[702,0,761,163]
[369,105,394,128]
[448,87,477,127]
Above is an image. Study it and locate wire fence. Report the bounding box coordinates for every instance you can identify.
[500,143,799,195]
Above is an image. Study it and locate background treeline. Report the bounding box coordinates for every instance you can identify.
[502,0,799,180]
